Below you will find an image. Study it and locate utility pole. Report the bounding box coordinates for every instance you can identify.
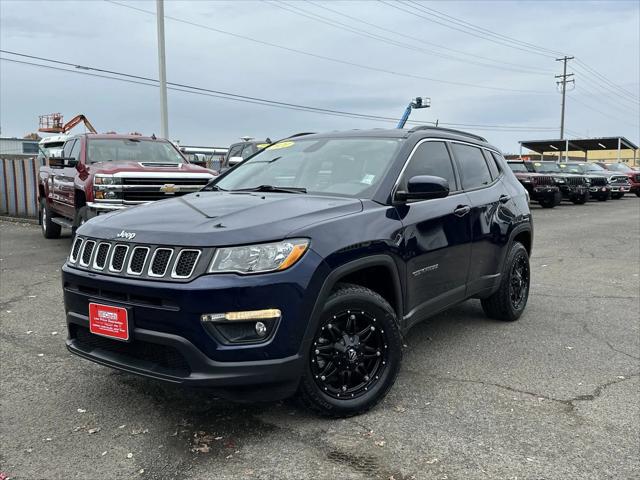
[156,0,169,139]
[555,56,574,140]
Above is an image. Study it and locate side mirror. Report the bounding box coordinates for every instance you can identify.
[396,175,449,202]
[49,157,78,168]
[228,156,244,166]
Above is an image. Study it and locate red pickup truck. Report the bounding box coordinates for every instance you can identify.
[38,133,216,238]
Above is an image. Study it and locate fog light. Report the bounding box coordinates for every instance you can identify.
[255,321,267,337]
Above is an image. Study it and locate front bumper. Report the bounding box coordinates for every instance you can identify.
[87,201,143,216]
[589,186,611,194]
[63,250,327,397]
[609,185,630,193]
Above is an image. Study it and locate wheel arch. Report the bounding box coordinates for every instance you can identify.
[302,255,404,350]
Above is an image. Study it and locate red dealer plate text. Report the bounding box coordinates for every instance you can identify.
[89,303,129,341]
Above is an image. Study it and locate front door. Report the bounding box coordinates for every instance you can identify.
[396,140,472,326]
[52,138,79,218]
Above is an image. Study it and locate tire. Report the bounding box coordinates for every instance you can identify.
[298,284,403,417]
[597,195,608,202]
[571,192,588,204]
[539,198,555,208]
[72,206,89,236]
[40,198,61,239]
[481,242,530,322]
[611,193,623,200]
[635,191,640,198]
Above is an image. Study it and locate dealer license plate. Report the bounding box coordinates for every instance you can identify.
[89,303,130,341]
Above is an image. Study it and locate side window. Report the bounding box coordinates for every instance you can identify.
[70,139,81,160]
[241,144,256,159]
[452,143,492,190]
[227,144,242,158]
[401,141,457,191]
[484,150,500,179]
[62,139,76,158]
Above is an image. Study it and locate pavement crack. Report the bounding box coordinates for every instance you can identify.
[423,372,640,412]
[581,322,640,361]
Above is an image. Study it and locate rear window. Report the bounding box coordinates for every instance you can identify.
[452,143,492,190]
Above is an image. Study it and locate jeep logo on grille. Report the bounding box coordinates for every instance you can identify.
[116,230,136,240]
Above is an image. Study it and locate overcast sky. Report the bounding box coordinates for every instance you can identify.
[1,0,638,153]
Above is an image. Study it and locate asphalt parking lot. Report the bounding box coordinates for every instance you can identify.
[1,198,638,480]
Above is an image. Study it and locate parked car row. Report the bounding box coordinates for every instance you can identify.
[506,160,638,208]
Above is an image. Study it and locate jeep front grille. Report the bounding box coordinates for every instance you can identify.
[566,176,585,186]
[534,175,554,186]
[172,250,201,278]
[80,241,96,267]
[127,247,150,275]
[68,237,208,282]
[93,243,111,270]
[70,237,83,263]
[110,245,129,272]
[590,177,607,186]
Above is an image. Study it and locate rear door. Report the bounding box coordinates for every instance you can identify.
[397,140,472,325]
[450,142,510,294]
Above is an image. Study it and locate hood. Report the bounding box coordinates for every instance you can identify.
[79,192,363,246]
[87,160,213,175]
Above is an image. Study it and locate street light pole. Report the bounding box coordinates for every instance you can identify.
[156,0,169,139]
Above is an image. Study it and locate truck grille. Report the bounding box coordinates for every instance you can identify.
[68,237,209,282]
[589,177,607,186]
[565,176,586,186]
[609,175,629,185]
[534,175,554,186]
[119,176,211,203]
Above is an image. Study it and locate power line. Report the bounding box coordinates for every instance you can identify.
[270,0,550,76]
[403,0,564,57]
[306,0,554,75]
[571,72,639,116]
[1,54,563,133]
[380,0,558,59]
[568,93,640,129]
[102,0,553,95]
[575,58,639,102]
[572,62,640,104]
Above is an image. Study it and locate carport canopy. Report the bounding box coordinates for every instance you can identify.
[520,136,638,154]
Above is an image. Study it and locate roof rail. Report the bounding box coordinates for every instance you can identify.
[286,132,316,139]
[408,125,487,143]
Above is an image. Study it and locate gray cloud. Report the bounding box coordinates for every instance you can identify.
[1,0,638,153]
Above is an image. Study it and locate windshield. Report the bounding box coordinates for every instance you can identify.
[213,137,403,198]
[508,163,528,172]
[530,162,561,173]
[605,163,633,172]
[584,163,606,172]
[559,163,585,174]
[39,141,65,158]
[86,139,185,164]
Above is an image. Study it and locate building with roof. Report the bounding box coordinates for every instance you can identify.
[517,136,638,166]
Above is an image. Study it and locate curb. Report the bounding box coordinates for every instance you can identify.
[0,215,39,225]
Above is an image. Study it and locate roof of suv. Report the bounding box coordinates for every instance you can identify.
[284,127,495,148]
[74,133,168,142]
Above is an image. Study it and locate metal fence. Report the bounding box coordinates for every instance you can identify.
[0,156,43,218]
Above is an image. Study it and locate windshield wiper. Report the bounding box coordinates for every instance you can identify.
[231,185,307,194]
[202,183,226,192]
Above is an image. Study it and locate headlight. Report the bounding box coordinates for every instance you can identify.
[94,175,122,185]
[209,239,309,274]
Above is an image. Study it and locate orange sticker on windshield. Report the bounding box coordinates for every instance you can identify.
[267,141,295,150]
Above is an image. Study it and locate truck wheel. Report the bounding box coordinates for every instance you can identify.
[611,193,623,200]
[40,199,61,239]
[597,195,608,202]
[481,242,530,322]
[636,191,640,198]
[539,198,555,208]
[72,206,89,236]
[298,284,402,417]
[571,192,588,204]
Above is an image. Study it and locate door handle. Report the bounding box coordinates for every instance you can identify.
[454,205,471,217]
[499,194,511,204]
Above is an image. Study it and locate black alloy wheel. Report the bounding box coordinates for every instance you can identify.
[509,253,530,311]
[298,284,402,417]
[311,309,387,400]
[481,241,530,321]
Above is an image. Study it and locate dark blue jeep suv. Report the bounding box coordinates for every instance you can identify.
[63,127,533,417]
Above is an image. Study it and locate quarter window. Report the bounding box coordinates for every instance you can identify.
[401,141,456,191]
[484,150,500,179]
[452,143,492,190]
